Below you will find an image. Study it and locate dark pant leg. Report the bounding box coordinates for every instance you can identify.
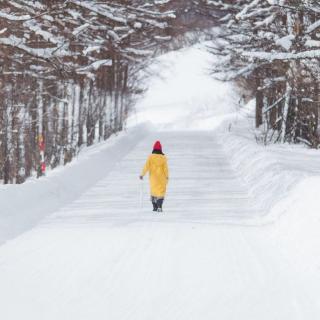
[151,196,158,211]
[157,198,164,211]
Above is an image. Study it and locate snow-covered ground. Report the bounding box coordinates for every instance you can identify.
[0,125,149,245]
[1,46,320,319]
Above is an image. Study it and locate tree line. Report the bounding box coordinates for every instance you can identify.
[208,0,320,147]
[6,0,310,184]
[0,0,220,185]
[0,0,177,184]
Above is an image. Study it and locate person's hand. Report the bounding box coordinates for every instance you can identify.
[139,176,143,180]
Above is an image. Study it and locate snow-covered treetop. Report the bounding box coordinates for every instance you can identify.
[0,0,175,78]
[208,0,320,80]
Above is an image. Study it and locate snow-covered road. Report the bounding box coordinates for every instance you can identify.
[50,131,260,225]
[1,129,320,320]
[2,46,320,320]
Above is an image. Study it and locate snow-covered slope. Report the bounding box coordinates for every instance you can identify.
[2,46,320,319]
[219,101,320,222]
[0,125,149,245]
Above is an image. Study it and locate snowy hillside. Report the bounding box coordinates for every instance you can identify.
[1,46,320,319]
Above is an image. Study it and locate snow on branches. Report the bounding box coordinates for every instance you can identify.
[0,0,176,184]
[209,0,320,147]
[0,0,175,76]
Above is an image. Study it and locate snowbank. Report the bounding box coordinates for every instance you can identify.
[214,98,320,293]
[271,176,320,275]
[217,100,320,223]
[0,124,150,245]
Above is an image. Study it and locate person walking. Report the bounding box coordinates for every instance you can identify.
[140,141,169,212]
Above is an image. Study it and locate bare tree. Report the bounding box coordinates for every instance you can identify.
[0,0,175,183]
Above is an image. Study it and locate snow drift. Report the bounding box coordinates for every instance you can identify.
[0,124,150,245]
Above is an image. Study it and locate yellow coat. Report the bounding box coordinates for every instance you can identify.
[141,154,169,198]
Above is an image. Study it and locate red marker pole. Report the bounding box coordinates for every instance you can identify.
[38,134,46,175]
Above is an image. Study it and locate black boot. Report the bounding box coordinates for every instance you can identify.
[152,202,158,212]
[157,199,164,212]
[151,197,158,212]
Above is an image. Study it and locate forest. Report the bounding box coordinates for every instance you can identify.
[1,0,320,184]
[209,0,320,146]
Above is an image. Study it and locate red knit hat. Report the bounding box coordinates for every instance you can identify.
[153,141,162,151]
